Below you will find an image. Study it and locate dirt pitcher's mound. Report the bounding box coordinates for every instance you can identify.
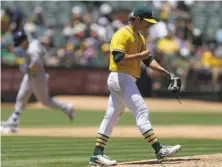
[119,154,222,167]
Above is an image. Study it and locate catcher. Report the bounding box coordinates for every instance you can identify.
[89,5,182,166]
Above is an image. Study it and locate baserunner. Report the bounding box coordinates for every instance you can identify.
[1,30,74,133]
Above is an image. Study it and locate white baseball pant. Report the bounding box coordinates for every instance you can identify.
[98,72,152,136]
[14,73,68,113]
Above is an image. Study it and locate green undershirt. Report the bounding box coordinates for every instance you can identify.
[112,51,154,67]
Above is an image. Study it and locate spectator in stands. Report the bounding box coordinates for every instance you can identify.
[201,42,222,91]
[99,3,113,22]
[1,12,16,65]
[97,16,114,42]
[33,6,45,26]
[192,28,203,50]
[71,5,84,26]
[175,29,192,57]
[149,12,170,40]
[1,1,222,92]
[215,45,222,58]
[216,28,222,44]
[157,32,179,56]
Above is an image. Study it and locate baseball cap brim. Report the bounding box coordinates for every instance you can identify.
[144,18,158,24]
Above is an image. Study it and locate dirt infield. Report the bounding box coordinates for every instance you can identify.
[2,96,222,112]
[2,96,222,139]
[118,154,222,167]
[2,125,222,139]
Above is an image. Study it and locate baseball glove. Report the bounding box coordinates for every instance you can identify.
[166,73,182,93]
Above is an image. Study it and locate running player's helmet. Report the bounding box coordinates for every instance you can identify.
[13,30,28,47]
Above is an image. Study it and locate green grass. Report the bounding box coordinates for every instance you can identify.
[1,107,222,127]
[1,107,222,167]
[2,136,222,167]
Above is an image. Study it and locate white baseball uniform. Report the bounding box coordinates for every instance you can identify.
[97,25,153,137]
[98,72,152,136]
[8,39,72,124]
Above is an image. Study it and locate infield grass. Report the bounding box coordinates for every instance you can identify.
[2,136,222,167]
[1,107,222,127]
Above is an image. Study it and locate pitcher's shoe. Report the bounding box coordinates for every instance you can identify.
[64,103,75,121]
[155,144,181,161]
[89,154,117,166]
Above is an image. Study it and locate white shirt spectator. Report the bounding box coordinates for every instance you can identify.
[149,21,168,40]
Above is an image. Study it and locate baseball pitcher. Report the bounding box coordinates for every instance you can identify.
[1,30,74,133]
[89,5,182,166]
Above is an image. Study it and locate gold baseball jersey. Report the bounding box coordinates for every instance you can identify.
[109,25,146,78]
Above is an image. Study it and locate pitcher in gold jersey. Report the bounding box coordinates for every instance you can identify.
[89,5,182,166]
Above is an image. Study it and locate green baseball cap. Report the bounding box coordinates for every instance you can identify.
[133,5,157,24]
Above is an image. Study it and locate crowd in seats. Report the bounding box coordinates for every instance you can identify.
[1,1,222,91]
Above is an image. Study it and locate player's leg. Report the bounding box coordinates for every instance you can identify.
[95,91,125,151]
[31,74,74,121]
[89,72,126,166]
[89,92,125,166]
[119,73,181,160]
[3,74,32,132]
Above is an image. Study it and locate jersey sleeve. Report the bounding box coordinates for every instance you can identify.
[111,31,129,53]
